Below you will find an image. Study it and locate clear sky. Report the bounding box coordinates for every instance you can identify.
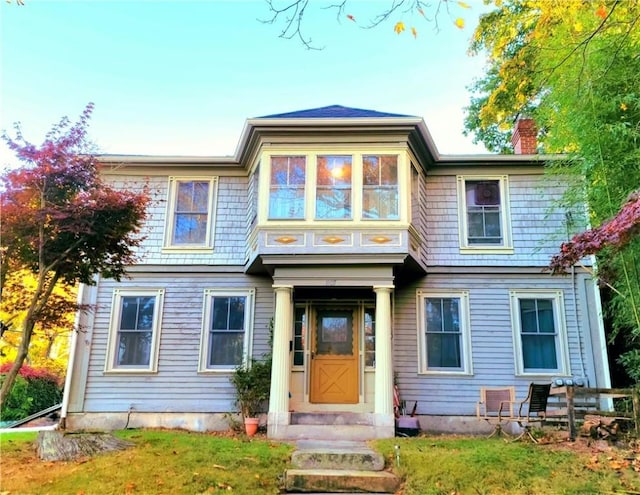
[0,0,492,168]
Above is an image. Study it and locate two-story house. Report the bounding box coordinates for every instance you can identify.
[61,105,611,439]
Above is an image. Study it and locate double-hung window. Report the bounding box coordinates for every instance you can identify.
[269,156,306,219]
[105,289,164,372]
[510,290,569,375]
[362,155,399,220]
[417,291,472,374]
[457,176,512,252]
[316,155,352,220]
[165,177,217,249]
[199,289,254,371]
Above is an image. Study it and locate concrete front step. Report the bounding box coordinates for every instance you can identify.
[272,424,385,441]
[291,446,385,471]
[291,412,373,426]
[284,468,401,494]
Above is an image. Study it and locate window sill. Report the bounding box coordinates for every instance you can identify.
[161,247,214,254]
[418,370,473,376]
[516,371,566,377]
[459,247,514,255]
[104,369,158,375]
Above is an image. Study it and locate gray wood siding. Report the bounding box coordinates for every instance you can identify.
[81,273,274,413]
[424,174,571,266]
[393,272,594,417]
[107,174,249,266]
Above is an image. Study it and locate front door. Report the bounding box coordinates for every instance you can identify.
[309,307,359,404]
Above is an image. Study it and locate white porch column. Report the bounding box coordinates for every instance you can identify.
[374,285,395,429]
[268,285,293,436]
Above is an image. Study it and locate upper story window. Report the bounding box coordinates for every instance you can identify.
[362,155,399,220]
[316,155,352,220]
[164,177,217,250]
[510,290,569,376]
[457,175,512,253]
[417,290,472,375]
[269,156,306,219]
[199,289,255,372]
[105,289,164,373]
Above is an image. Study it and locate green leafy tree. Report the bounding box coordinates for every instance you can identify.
[465,0,640,382]
[0,104,150,408]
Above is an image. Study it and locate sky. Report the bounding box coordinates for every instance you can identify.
[0,0,493,169]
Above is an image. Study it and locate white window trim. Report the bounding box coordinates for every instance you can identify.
[258,148,408,225]
[456,175,513,254]
[198,288,255,373]
[416,290,473,375]
[105,288,164,374]
[163,176,218,252]
[509,290,570,376]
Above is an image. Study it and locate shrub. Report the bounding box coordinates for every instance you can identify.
[0,363,63,421]
[0,375,33,421]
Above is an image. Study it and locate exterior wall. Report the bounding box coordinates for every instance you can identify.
[65,122,610,436]
[67,271,274,418]
[424,172,571,267]
[393,271,603,427]
[105,173,249,266]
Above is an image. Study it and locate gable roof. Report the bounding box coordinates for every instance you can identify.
[257,104,414,119]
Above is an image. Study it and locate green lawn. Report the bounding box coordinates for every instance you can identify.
[1,430,638,495]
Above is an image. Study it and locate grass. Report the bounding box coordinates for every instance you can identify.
[1,429,639,495]
[374,435,640,495]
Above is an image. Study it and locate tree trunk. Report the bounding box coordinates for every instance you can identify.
[0,271,60,409]
[0,317,35,409]
[36,430,134,461]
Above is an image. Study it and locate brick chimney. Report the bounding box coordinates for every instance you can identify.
[511,117,537,154]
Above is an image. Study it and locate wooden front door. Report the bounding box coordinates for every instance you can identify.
[309,308,359,404]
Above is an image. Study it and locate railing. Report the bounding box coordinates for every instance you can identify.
[548,386,640,440]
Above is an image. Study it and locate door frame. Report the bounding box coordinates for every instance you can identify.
[292,300,376,409]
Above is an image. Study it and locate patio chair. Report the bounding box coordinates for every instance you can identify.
[476,386,515,438]
[507,382,552,442]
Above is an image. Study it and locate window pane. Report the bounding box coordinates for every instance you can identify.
[466,180,502,245]
[520,298,558,370]
[269,156,306,219]
[380,156,398,185]
[177,181,209,212]
[209,332,244,367]
[212,297,230,330]
[427,333,461,368]
[317,156,351,185]
[316,156,352,220]
[537,299,555,333]
[362,156,398,220]
[425,297,462,369]
[426,299,443,332]
[365,308,376,367]
[293,307,306,367]
[316,311,353,355]
[228,297,246,330]
[271,157,288,185]
[117,331,152,366]
[269,188,305,219]
[522,335,557,369]
[363,156,379,186]
[289,157,306,185]
[120,296,155,330]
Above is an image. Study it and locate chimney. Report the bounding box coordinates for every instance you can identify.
[511,117,537,154]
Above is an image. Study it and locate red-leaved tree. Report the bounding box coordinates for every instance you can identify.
[0,103,149,408]
[549,191,640,274]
